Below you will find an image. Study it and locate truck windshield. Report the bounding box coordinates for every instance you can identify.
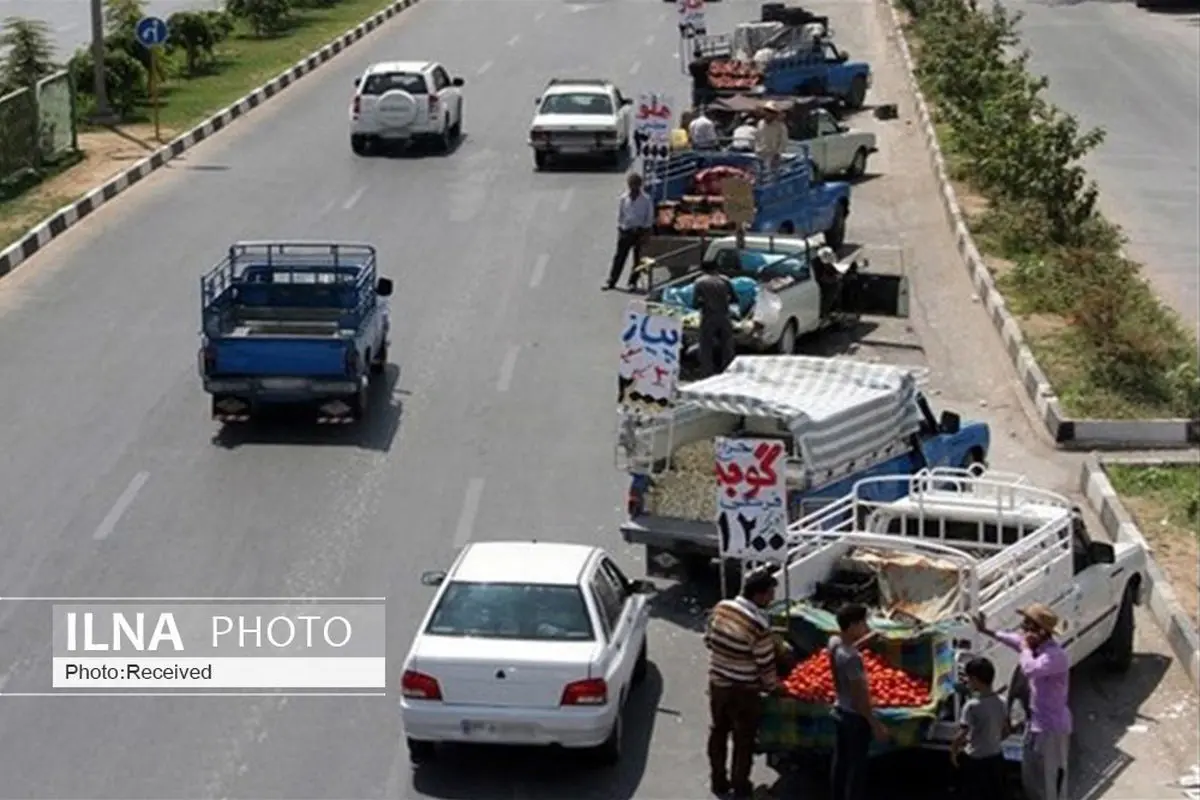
[540,93,613,115]
[425,581,595,641]
[361,72,427,95]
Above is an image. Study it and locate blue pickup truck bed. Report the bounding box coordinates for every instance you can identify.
[198,242,393,424]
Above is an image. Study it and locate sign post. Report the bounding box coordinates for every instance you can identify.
[720,176,755,250]
[135,16,169,142]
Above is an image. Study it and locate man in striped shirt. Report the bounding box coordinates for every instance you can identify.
[704,569,779,798]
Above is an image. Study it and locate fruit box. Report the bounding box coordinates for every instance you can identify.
[757,603,956,754]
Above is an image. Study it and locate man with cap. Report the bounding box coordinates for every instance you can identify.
[703,567,780,799]
[975,603,1072,800]
[755,102,789,175]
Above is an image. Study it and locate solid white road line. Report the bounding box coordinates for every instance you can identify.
[452,479,485,548]
[496,345,520,392]
[92,471,150,541]
[530,254,549,288]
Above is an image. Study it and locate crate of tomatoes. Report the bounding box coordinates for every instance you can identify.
[757,603,956,754]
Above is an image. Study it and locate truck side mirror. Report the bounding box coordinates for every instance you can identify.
[376,277,394,297]
[353,77,361,87]
[1088,541,1115,565]
[452,77,465,87]
[621,97,632,106]
[939,410,961,435]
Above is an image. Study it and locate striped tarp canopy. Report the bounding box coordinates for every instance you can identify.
[677,356,926,474]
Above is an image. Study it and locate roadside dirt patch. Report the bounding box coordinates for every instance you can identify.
[1122,495,1199,628]
[0,125,176,250]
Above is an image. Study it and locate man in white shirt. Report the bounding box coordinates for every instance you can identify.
[605,172,655,291]
[755,102,789,174]
[730,114,758,152]
[688,106,719,151]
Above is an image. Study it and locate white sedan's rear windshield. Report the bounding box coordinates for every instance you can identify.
[362,72,427,95]
[540,93,613,115]
[426,582,595,641]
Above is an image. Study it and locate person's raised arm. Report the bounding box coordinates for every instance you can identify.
[975,613,1022,652]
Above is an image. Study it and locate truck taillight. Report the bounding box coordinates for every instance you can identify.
[401,670,442,700]
[428,95,438,114]
[199,345,216,375]
[561,678,607,706]
[345,347,360,375]
[352,96,361,117]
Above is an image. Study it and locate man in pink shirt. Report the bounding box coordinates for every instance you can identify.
[975,603,1072,800]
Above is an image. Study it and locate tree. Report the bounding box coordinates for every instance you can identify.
[69,46,146,116]
[226,0,292,37]
[167,11,216,76]
[103,0,146,36]
[0,16,57,93]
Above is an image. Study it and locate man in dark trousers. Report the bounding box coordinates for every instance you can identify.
[693,259,738,377]
[703,569,779,799]
[829,603,890,800]
[604,172,654,291]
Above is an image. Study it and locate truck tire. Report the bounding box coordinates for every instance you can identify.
[825,203,848,250]
[847,76,868,109]
[848,148,868,178]
[1100,584,1136,672]
[370,344,388,375]
[350,384,369,421]
[776,319,798,354]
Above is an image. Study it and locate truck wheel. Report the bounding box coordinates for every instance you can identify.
[350,385,369,421]
[776,319,798,354]
[848,148,868,178]
[1100,584,1136,672]
[825,203,847,250]
[847,76,868,109]
[370,344,388,375]
[407,738,436,764]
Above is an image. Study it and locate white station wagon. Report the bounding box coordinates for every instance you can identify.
[400,541,652,765]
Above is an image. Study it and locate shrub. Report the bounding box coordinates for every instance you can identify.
[227,0,293,37]
[167,11,218,76]
[69,46,147,117]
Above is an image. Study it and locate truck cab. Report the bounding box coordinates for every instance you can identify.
[198,242,393,425]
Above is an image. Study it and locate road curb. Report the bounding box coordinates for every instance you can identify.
[880,0,1198,451]
[1079,455,1200,689]
[0,0,422,280]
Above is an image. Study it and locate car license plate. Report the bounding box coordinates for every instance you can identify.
[261,378,307,391]
[461,720,500,736]
[380,129,410,140]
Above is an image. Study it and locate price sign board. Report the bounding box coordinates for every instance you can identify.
[721,177,756,226]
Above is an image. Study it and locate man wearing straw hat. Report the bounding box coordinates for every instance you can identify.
[754,101,788,175]
[975,603,1072,800]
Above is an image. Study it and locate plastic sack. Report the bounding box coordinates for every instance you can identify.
[752,288,783,328]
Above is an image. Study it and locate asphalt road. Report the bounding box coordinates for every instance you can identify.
[1002,0,1200,332]
[0,0,1195,798]
[0,0,224,60]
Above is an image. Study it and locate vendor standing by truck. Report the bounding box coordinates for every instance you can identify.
[693,259,739,377]
[605,172,655,291]
[830,603,890,800]
[704,569,780,799]
[755,102,789,175]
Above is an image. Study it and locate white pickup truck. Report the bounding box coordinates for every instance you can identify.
[644,234,908,355]
[786,107,876,178]
[760,468,1146,760]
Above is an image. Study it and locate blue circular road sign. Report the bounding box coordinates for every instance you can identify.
[135,16,169,48]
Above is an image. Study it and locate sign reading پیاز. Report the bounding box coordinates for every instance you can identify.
[714,437,789,561]
[720,176,756,227]
[618,301,682,415]
[677,0,706,37]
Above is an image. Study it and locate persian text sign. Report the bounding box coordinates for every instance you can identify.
[618,302,682,414]
[634,92,674,144]
[50,603,385,690]
[714,437,789,560]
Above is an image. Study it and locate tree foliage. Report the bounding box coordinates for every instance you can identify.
[900,0,1198,418]
[167,11,219,75]
[0,16,57,93]
[68,46,147,116]
[227,0,293,37]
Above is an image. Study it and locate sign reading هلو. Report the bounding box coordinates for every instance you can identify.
[714,437,789,561]
[49,602,386,691]
[618,301,682,415]
[634,92,674,159]
[721,176,756,226]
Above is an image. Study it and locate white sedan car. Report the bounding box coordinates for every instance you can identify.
[400,541,652,765]
[528,79,633,169]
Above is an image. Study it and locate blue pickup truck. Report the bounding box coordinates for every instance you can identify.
[762,40,871,108]
[198,242,393,424]
[648,150,852,247]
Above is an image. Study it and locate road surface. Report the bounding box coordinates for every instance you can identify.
[1003,0,1200,333]
[0,0,223,60]
[0,0,1194,798]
